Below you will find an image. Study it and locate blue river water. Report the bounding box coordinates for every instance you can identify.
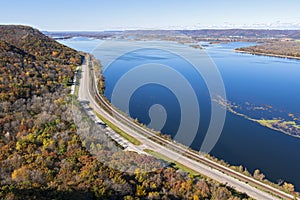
[59,37,300,190]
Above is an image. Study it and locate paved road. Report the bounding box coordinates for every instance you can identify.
[77,56,293,200]
[78,59,146,154]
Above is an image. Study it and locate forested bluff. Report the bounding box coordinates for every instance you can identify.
[0,25,247,200]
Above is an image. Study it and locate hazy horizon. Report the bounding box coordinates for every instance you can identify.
[1,0,300,31]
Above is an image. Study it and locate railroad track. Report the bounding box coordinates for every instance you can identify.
[87,56,296,200]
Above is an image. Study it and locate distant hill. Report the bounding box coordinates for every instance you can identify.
[178,29,300,39]
[236,41,300,59]
[47,29,300,40]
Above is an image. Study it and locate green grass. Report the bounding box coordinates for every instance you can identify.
[94,112,142,146]
[144,149,200,176]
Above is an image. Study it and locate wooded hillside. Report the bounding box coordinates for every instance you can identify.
[0,25,246,199]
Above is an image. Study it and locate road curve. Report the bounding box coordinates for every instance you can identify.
[78,55,296,200]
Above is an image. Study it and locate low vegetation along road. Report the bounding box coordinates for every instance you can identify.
[78,55,296,200]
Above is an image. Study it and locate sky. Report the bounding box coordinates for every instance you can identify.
[1,0,300,31]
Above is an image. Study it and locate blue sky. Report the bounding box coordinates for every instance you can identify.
[1,0,300,30]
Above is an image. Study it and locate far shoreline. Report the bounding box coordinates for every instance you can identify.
[235,49,300,60]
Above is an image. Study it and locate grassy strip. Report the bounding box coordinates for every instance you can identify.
[72,67,81,97]
[94,112,142,146]
[144,149,200,176]
[73,79,80,98]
